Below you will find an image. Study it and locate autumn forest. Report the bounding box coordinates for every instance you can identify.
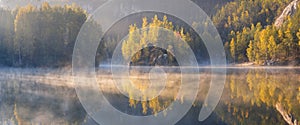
[0,0,300,67]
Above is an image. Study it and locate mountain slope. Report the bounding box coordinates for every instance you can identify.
[275,0,299,27]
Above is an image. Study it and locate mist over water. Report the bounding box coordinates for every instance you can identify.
[0,67,299,125]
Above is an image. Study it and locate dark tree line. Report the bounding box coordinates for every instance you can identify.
[0,2,99,67]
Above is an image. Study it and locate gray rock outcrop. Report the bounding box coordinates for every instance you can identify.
[275,0,299,27]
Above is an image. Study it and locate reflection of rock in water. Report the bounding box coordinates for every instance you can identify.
[276,103,298,125]
[1,68,300,125]
[124,68,300,125]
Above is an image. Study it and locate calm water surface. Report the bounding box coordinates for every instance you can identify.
[0,68,299,125]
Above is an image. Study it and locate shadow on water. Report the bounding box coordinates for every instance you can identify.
[0,68,299,125]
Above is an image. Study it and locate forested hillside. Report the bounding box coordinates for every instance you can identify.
[0,0,299,67]
[214,0,300,65]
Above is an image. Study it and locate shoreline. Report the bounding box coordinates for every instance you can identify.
[1,65,300,72]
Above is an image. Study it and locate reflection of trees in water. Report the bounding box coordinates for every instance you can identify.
[1,69,298,124]
[122,71,213,116]
[219,69,300,125]
[125,69,300,124]
[124,73,182,115]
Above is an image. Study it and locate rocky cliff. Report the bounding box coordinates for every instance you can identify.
[275,0,299,27]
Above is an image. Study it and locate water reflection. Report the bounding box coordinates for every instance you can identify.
[219,68,300,125]
[0,68,299,125]
[104,68,300,125]
[0,79,87,124]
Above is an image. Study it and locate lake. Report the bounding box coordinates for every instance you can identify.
[0,67,299,125]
